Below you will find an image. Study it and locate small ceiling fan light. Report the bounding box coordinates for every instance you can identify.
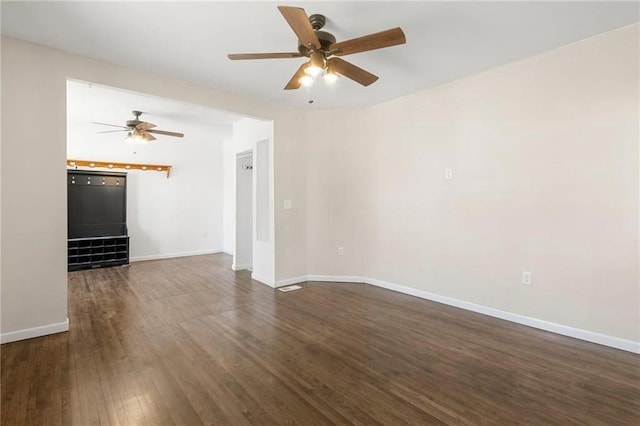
[305,52,325,77]
[305,65,323,77]
[323,72,339,85]
[299,75,314,87]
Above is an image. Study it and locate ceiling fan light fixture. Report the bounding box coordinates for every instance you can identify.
[305,52,325,77]
[299,75,314,87]
[228,6,407,96]
[305,65,323,77]
[126,130,147,144]
[323,72,338,84]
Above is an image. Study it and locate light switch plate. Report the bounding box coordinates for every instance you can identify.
[283,200,292,210]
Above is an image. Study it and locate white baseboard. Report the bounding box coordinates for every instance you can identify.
[274,275,366,287]
[275,274,640,354]
[130,249,223,263]
[251,272,275,287]
[275,275,308,287]
[307,275,366,283]
[232,263,252,271]
[1,318,69,344]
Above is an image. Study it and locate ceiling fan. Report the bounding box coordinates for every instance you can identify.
[92,111,184,142]
[227,5,406,90]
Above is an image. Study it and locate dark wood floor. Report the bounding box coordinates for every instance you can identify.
[2,254,639,425]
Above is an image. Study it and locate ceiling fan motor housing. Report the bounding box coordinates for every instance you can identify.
[298,31,336,56]
[296,13,335,56]
[126,110,143,128]
[308,14,326,30]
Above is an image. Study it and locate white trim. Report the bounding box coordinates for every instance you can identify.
[251,272,275,287]
[307,275,366,283]
[232,263,252,271]
[236,150,253,159]
[275,275,308,287]
[130,249,223,263]
[274,275,366,287]
[275,274,640,354]
[1,318,69,344]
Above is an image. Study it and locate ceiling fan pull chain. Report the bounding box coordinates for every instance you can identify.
[307,86,314,104]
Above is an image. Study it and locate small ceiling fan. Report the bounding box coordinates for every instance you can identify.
[92,111,184,142]
[227,5,406,90]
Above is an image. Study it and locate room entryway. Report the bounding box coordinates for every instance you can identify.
[234,151,253,271]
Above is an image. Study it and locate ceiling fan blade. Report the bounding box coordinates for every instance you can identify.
[91,121,129,129]
[284,63,308,90]
[278,6,320,50]
[328,58,379,86]
[146,129,184,138]
[330,27,406,56]
[98,129,129,133]
[136,121,156,130]
[228,52,303,60]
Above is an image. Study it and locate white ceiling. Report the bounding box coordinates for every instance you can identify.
[3,1,639,109]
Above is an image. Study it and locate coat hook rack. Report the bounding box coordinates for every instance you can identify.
[67,159,173,178]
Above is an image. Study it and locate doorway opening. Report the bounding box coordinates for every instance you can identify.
[233,151,253,271]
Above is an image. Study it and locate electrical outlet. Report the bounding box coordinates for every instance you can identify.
[522,271,532,285]
[338,247,344,256]
[445,168,453,180]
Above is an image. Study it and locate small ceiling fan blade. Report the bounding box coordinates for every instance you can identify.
[91,121,129,129]
[328,58,379,86]
[147,129,184,138]
[228,52,303,60]
[284,63,308,90]
[136,122,156,130]
[278,6,320,50]
[98,129,129,133]
[330,27,406,56]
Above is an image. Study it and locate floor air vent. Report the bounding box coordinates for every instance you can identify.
[278,285,302,292]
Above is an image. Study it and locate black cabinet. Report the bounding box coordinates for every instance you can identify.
[67,170,129,271]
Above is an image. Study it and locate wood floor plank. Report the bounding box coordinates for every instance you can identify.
[2,254,639,425]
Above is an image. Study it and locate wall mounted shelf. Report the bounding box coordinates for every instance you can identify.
[67,159,172,178]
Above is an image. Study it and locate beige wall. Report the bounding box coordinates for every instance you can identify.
[305,109,369,277]
[0,37,309,335]
[305,25,639,342]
